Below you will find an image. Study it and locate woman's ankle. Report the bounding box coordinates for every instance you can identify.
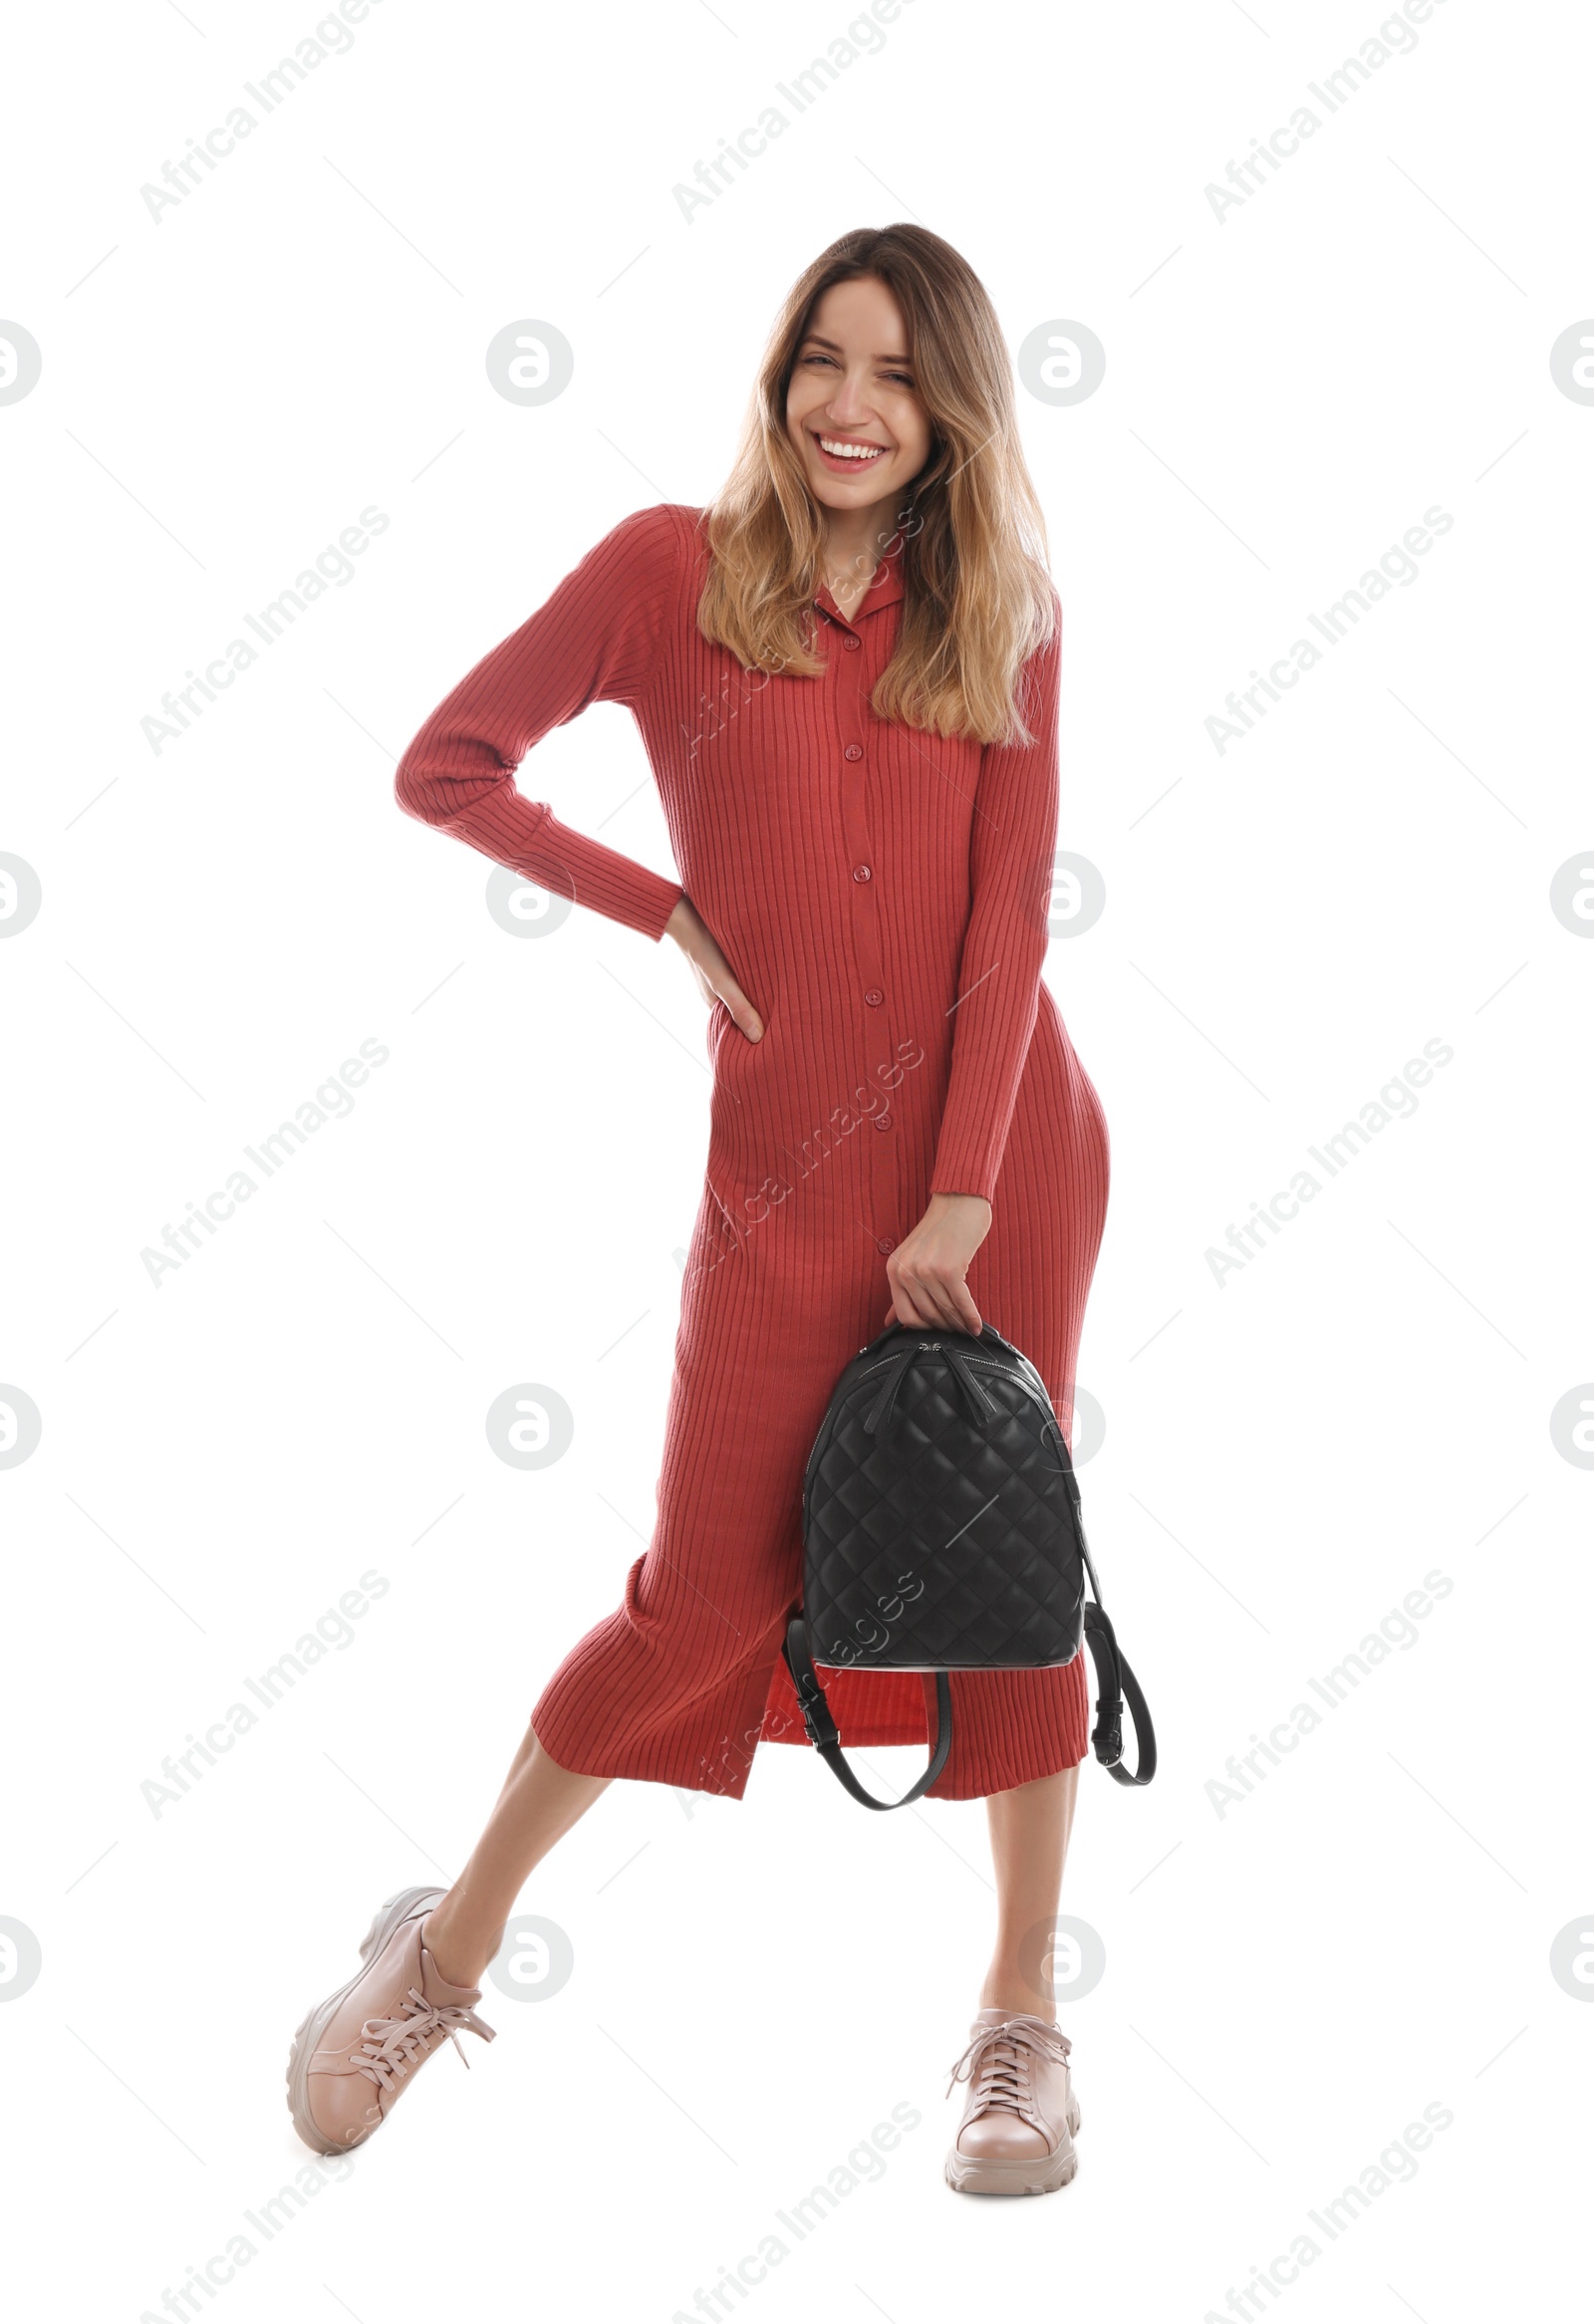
[978,1973,1055,2021]
[421,1904,492,1990]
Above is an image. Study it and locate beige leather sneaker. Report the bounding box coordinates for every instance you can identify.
[286,1886,496,2155]
[943,2007,1080,2195]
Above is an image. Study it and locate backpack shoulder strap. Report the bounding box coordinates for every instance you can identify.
[1082,1601,1157,1785]
[781,1616,953,1810]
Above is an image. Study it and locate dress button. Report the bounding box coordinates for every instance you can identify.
[877,1234,896,1254]
[842,634,861,651]
[844,743,864,761]
[874,1111,892,1131]
[852,864,872,883]
[864,986,884,1006]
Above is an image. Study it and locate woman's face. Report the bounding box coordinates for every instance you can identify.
[785,275,933,535]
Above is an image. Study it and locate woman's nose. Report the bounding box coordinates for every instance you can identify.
[826,384,873,423]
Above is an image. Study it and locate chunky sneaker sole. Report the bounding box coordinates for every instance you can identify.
[943,2091,1081,2195]
[286,1885,447,2155]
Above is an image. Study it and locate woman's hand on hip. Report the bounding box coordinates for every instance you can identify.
[665,896,762,1040]
[884,1193,992,1332]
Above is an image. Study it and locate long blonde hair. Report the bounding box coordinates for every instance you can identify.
[694,224,1058,748]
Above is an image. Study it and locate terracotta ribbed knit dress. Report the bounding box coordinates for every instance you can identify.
[394,502,1109,1801]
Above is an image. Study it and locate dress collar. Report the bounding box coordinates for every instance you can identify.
[813,535,906,629]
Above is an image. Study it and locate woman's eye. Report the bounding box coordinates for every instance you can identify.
[801,353,914,387]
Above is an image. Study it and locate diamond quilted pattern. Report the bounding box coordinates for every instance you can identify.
[802,1329,1087,1674]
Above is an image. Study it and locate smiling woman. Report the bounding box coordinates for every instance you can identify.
[293,222,1114,2203]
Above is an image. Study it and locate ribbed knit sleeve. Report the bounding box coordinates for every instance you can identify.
[929,604,1063,1205]
[393,503,687,940]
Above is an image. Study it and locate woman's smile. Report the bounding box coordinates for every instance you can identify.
[811,427,891,473]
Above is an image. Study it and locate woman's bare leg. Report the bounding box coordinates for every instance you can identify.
[420,1722,612,1988]
[979,1763,1080,2018]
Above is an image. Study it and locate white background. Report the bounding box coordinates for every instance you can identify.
[2,1,1589,2316]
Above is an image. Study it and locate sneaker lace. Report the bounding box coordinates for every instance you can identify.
[354,1986,497,2092]
[944,2013,1071,2135]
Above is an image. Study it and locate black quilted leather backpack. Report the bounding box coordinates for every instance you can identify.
[781,1319,1156,1809]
